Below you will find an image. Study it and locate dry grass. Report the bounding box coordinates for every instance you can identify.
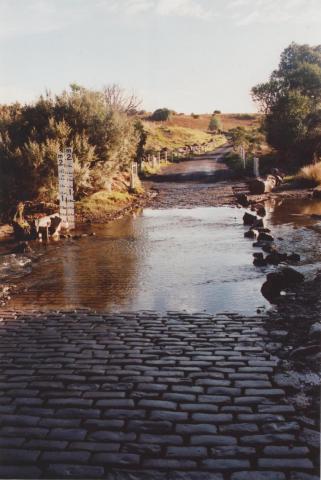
[298,162,321,186]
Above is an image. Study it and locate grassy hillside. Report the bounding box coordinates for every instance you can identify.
[141,113,260,152]
[142,122,223,151]
[142,113,260,134]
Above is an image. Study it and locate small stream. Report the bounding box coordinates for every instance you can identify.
[1,197,320,314]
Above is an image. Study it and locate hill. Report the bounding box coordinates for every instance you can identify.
[167,113,260,131]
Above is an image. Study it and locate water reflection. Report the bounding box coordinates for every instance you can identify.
[266,197,321,226]
[264,197,321,275]
[6,199,321,314]
[12,216,141,310]
[8,207,269,314]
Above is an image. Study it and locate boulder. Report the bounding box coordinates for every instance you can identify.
[265,252,288,265]
[288,252,301,262]
[309,323,321,337]
[312,187,321,199]
[243,212,257,226]
[261,267,304,301]
[244,229,259,239]
[258,232,274,242]
[253,257,267,267]
[261,245,273,254]
[256,205,266,217]
[271,168,285,178]
[254,218,264,228]
[289,345,320,360]
[249,175,277,194]
[236,193,250,207]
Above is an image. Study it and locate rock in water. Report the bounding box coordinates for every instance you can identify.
[243,212,257,226]
[288,252,301,262]
[256,204,266,217]
[244,229,259,239]
[236,193,250,207]
[249,175,277,194]
[258,232,274,242]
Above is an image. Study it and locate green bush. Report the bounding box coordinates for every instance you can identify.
[0,85,146,217]
[208,115,222,133]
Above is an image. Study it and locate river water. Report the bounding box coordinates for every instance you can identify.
[2,197,321,314]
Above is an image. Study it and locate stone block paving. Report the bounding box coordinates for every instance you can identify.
[0,309,319,479]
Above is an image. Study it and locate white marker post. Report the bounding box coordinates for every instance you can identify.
[240,146,246,169]
[57,151,67,227]
[253,157,260,177]
[152,155,157,168]
[57,147,75,230]
[130,162,138,190]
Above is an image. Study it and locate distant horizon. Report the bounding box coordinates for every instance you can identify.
[1,0,320,112]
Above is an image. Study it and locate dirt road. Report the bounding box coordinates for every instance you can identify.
[145,144,246,209]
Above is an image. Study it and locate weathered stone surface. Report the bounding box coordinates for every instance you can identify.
[167,446,207,458]
[299,427,320,449]
[231,472,286,480]
[46,464,104,478]
[0,309,317,478]
[258,458,314,469]
[202,459,250,470]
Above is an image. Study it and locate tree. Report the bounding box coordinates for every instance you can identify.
[102,84,141,113]
[229,126,264,155]
[150,108,172,122]
[252,42,321,164]
[208,115,222,133]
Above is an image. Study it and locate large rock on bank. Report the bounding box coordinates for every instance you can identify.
[261,267,304,302]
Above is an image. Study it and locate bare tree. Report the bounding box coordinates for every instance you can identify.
[102,84,142,114]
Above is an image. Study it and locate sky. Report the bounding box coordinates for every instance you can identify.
[0,0,320,113]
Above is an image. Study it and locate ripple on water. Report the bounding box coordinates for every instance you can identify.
[5,200,321,314]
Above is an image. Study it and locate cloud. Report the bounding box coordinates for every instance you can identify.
[0,0,319,39]
[102,0,212,19]
[125,0,154,14]
[228,0,321,26]
[0,0,88,38]
[155,0,211,19]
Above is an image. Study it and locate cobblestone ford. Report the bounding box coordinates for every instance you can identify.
[0,310,319,479]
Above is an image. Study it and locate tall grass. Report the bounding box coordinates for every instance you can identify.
[298,161,321,186]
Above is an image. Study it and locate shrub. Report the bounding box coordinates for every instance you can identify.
[208,116,222,133]
[150,108,172,122]
[0,85,145,217]
[298,161,321,185]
